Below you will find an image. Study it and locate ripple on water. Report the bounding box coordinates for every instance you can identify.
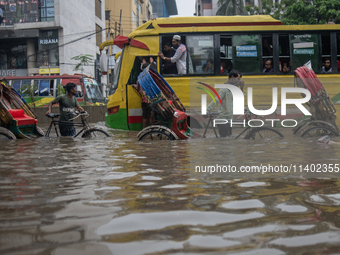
[276,203,308,213]
[101,172,137,180]
[269,232,340,247]
[96,211,264,235]
[237,181,269,187]
[220,199,265,209]
[160,184,186,189]
[223,224,315,238]
[134,182,155,186]
[185,235,241,248]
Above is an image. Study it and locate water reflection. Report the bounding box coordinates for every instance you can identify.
[0,126,340,254]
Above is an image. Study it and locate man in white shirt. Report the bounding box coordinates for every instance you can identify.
[158,35,187,75]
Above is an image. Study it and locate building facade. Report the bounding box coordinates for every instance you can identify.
[105,0,153,39]
[150,0,177,18]
[0,0,106,78]
[195,0,281,16]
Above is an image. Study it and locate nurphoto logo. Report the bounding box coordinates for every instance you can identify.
[199,84,312,128]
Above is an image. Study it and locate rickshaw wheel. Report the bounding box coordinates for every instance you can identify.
[0,127,17,140]
[294,120,337,135]
[34,126,45,137]
[245,127,284,139]
[138,131,175,141]
[301,126,338,138]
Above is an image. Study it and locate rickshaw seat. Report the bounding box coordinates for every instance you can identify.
[7,109,37,126]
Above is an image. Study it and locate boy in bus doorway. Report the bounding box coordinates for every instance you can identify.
[46,83,84,136]
[158,35,187,75]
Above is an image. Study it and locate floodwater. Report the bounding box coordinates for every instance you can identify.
[1,123,340,255]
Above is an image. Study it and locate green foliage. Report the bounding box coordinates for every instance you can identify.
[21,82,38,108]
[57,82,64,96]
[281,0,340,25]
[246,0,287,19]
[216,0,247,16]
[71,54,94,73]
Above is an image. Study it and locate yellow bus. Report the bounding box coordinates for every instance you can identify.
[101,15,340,131]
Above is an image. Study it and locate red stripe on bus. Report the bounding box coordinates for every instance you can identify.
[158,22,283,28]
[128,116,143,124]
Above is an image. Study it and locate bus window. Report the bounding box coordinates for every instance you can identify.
[12,80,21,93]
[290,33,318,71]
[111,49,123,94]
[262,35,274,73]
[186,35,214,74]
[21,80,31,96]
[279,34,291,73]
[233,34,260,73]
[220,35,233,75]
[336,33,340,72]
[321,34,331,73]
[39,80,50,96]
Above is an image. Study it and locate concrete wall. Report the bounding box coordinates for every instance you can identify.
[33,105,107,125]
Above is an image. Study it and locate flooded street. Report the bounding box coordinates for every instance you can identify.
[1,123,340,255]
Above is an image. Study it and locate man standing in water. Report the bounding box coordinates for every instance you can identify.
[207,70,241,137]
[46,83,84,136]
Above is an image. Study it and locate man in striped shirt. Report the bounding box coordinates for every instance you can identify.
[158,35,187,75]
[207,70,241,137]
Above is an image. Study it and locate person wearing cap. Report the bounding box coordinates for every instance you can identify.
[158,35,187,75]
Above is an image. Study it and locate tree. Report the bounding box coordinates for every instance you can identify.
[281,0,340,25]
[71,54,94,74]
[21,82,38,108]
[216,0,247,16]
[245,0,293,20]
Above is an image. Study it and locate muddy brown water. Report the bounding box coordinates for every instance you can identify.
[1,123,340,254]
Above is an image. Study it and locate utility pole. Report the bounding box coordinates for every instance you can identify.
[258,0,262,15]
[119,9,122,35]
[105,10,111,97]
[136,0,139,27]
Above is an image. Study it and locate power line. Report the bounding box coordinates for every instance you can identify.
[24,28,109,61]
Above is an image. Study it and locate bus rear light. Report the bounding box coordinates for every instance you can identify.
[108,106,120,115]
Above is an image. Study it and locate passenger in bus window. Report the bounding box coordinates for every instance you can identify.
[263,59,274,73]
[204,59,214,73]
[321,58,332,73]
[221,59,233,74]
[161,42,177,74]
[282,61,291,74]
[262,38,273,56]
[158,35,187,75]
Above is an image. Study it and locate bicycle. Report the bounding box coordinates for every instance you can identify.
[45,111,110,138]
[203,109,284,139]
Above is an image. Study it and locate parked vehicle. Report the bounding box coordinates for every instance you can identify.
[4,74,105,107]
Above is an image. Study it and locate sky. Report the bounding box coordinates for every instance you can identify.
[174,0,196,17]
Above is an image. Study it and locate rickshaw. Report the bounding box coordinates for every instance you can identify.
[0,80,44,139]
[136,66,200,140]
[292,65,339,138]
